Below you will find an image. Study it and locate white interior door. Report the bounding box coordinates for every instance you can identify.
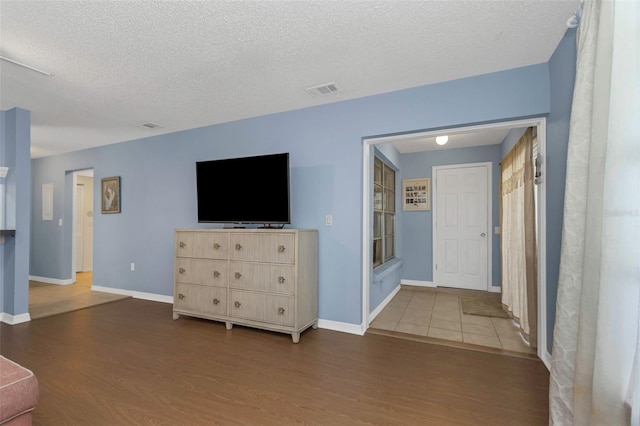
[75,184,84,272]
[434,164,489,290]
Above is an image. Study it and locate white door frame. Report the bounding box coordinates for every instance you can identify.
[362,117,548,364]
[432,162,492,292]
[71,169,94,283]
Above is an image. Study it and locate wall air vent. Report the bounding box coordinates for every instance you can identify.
[305,82,341,98]
[139,122,163,129]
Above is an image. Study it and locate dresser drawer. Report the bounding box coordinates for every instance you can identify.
[229,262,295,294]
[229,233,295,264]
[229,290,294,326]
[175,232,229,259]
[175,284,227,316]
[175,258,227,286]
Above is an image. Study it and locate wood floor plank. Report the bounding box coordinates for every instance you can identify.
[0,299,549,425]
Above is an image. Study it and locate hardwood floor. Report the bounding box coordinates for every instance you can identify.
[1,299,550,425]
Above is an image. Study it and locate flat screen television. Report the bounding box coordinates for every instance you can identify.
[196,152,290,226]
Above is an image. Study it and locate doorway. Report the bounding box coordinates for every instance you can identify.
[72,169,94,282]
[361,117,548,360]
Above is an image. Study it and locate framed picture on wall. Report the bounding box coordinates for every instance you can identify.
[402,178,430,211]
[101,176,121,214]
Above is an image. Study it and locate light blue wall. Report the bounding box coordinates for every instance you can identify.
[546,28,577,350]
[31,64,551,326]
[399,145,502,288]
[1,108,31,316]
[500,127,527,159]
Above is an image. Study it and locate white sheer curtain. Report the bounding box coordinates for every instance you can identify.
[549,0,640,424]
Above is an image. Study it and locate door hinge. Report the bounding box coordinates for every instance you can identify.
[435,264,438,271]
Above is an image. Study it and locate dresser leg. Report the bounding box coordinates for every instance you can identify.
[311,321,318,329]
[225,322,233,330]
[172,312,180,320]
[291,332,300,344]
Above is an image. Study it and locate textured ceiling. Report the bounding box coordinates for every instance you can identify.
[0,0,580,158]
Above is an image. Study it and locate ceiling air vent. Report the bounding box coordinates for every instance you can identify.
[305,82,341,98]
[139,122,163,129]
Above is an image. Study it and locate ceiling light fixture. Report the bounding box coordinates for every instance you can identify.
[436,135,449,145]
[0,55,52,76]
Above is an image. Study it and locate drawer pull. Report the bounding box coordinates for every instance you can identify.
[235,272,242,279]
[278,245,286,252]
[179,242,186,248]
[278,276,285,283]
[278,307,285,315]
[179,268,186,274]
[235,243,242,250]
[214,243,221,249]
[178,293,185,300]
[234,301,242,308]
[214,270,220,278]
[213,298,220,305]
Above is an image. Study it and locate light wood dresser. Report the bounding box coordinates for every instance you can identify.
[173,228,318,343]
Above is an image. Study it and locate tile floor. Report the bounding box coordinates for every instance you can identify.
[369,286,535,354]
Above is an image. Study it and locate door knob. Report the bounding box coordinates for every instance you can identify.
[481,233,486,237]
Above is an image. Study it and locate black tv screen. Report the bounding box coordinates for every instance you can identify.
[196,153,290,225]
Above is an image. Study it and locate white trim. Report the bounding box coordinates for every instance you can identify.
[362,141,373,334]
[541,349,552,371]
[535,119,548,363]
[72,171,78,284]
[369,284,401,322]
[317,319,365,336]
[91,285,174,304]
[400,279,435,288]
[488,286,502,293]
[29,275,74,285]
[362,117,548,364]
[0,312,31,325]
[432,161,492,291]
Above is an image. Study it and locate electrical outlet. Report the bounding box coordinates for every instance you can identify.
[495,226,501,235]
[58,219,63,227]
[325,215,333,226]
[130,262,135,272]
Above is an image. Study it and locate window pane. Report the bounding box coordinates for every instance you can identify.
[374,158,383,185]
[373,239,382,267]
[385,213,394,236]
[384,237,394,260]
[374,185,383,210]
[385,189,395,212]
[383,164,395,189]
[373,212,382,238]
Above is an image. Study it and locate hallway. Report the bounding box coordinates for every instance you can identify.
[368,286,536,357]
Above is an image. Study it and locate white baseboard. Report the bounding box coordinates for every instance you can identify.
[29,275,74,285]
[401,279,435,288]
[488,286,501,293]
[0,312,31,325]
[369,284,401,322]
[317,319,365,336]
[91,285,174,304]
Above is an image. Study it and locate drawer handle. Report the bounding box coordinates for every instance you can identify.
[235,243,242,250]
[179,242,186,248]
[178,293,185,300]
[213,298,220,305]
[235,272,242,279]
[179,268,186,274]
[278,276,285,283]
[234,301,241,308]
[278,307,285,315]
[278,245,286,252]
[214,243,221,249]
[214,271,220,278]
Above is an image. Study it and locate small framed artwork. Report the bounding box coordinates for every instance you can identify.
[101,176,121,214]
[402,178,430,211]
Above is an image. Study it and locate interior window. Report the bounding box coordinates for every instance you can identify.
[373,156,395,268]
